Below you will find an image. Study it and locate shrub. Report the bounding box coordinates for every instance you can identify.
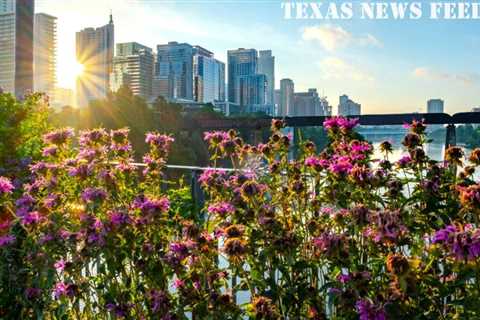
[0,117,480,319]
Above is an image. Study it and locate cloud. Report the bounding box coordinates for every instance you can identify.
[302,25,382,51]
[413,67,479,85]
[317,57,374,81]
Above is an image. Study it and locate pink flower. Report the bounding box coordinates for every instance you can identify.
[208,202,235,217]
[43,128,74,145]
[54,259,66,272]
[173,278,185,289]
[0,234,15,247]
[0,176,14,194]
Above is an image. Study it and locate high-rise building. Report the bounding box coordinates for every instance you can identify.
[0,0,34,97]
[34,13,57,100]
[338,94,361,116]
[156,42,195,100]
[237,74,268,113]
[293,89,331,116]
[427,99,444,113]
[110,42,154,100]
[227,48,257,104]
[193,45,225,104]
[257,50,275,105]
[279,78,294,117]
[76,14,114,107]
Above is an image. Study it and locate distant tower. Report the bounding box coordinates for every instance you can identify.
[257,50,275,106]
[34,13,57,101]
[76,14,114,107]
[0,0,35,97]
[279,78,294,117]
[427,99,444,113]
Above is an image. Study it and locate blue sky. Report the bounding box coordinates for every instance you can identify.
[36,0,480,114]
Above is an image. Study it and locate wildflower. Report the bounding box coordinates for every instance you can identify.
[251,296,280,320]
[203,131,229,144]
[133,196,170,215]
[111,128,129,144]
[365,210,408,245]
[240,180,263,198]
[79,128,108,147]
[106,302,132,317]
[208,202,235,217]
[0,176,14,194]
[223,238,247,257]
[409,119,427,135]
[379,141,393,154]
[25,287,42,300]
[402,133,421,149]
[329,157,353,176]
[313,232,349,260]
[305,156,329,171]
[271,119,285,131]
[43,128,74,145]
[469,148,480,165]
[108,211,131,227]
[0,234,15,247]
[146,133,174,151]
[386,253,409,276]
[148,290,171,313]
[432,224,480,261]
[397,155,412,168]
[54,259,67,272]
[445,146,464,166]
[456,184,480,208]
[173,278,185,289]
[225,224,245,238]
[53,282,76,299]
[42,145,58,157]
[22,211,42,225]
[169,242,189,260]
[15,193,34,207]
[355,299,386,320]
[81,187,107,203]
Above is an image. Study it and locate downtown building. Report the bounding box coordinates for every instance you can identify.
[193,46,225,104]
[293,89,331,117]
[110,42,154,100]
[427,99,444,113]
[227,48,272,115]
[153,42,225,107]
[279,78,294,117]
[76,14,114,107]
[338,94,361,116]
[0,0,34,97]
[33,12,57,101]
[257,50,274,106]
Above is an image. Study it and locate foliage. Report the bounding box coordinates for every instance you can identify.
[0,92,52,166]
[2,116,480,318]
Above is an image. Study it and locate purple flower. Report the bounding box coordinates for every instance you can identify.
[25,287,42,300]
[42,145,58,157]
[173,278,185,289]
[43,128,74,145]
[208,202,235,217]
[22,211,42,225]
[203,131,229,143]
[53,282,75,299]
[54,259,66,272]
[79,128,108,147]
[133,196,170,215]
[0,234,15,247]
[15,194,34,208]
[432,225,480,261]
[397,155,412,167]
[108,211,131,226]
[337,273,352,283]
[145,133,174,152]
[323,116,359,131]
[81,187,107,203]
[305,156,329,170]
[0,176,14,194]
[356,299,386,320]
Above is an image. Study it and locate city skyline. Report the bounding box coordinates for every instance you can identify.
[35,0,479,114]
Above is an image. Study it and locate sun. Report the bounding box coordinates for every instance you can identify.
[57,58,85,90]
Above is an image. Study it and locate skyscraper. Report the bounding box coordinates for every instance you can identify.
[294,89,329,116]
[279,78,294,117]
[237,74,267,113]
[427,99,444,113]
[0,0,34,97]
[110,42,154,100]
[193,46,225,104]
[338,94,361,116]
[34,13,57,100]
[257,50,275,105]
[76,14,114,107]
[156,42,195,100]
[227,48,257,104]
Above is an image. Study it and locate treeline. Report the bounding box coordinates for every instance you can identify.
[52,86,225,166]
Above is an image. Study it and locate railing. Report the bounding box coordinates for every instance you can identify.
[171,112,480,210]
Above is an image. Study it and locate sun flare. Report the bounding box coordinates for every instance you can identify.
[57,59,84,90]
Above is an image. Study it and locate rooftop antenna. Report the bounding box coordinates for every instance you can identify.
[109,9,113,24]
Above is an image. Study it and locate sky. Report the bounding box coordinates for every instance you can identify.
[35,0,480,114]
